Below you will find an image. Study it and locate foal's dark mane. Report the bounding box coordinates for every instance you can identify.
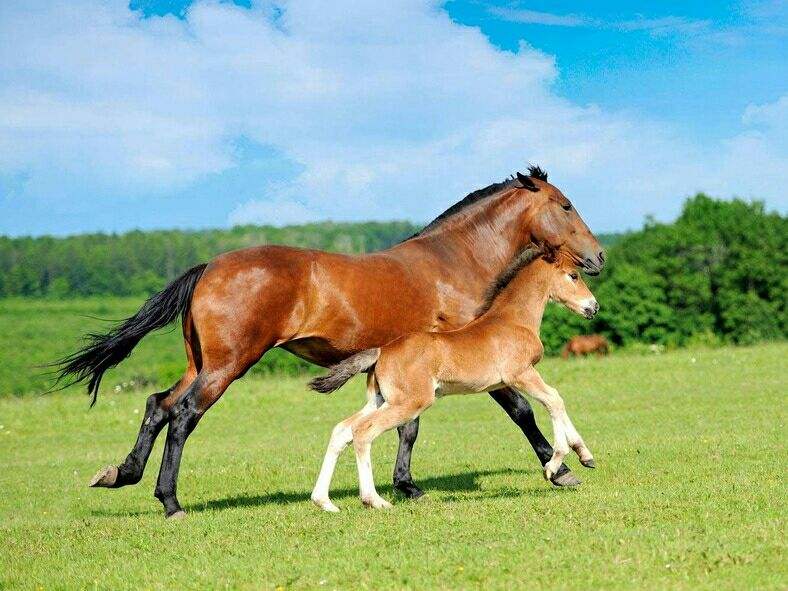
[477,245,545,315]
[405,165,548,241]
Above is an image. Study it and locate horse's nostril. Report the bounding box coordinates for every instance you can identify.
[598,251,605,263]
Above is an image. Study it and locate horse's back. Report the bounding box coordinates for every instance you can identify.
[188,244,435,367]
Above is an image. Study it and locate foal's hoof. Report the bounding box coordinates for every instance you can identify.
[362,495,393,510]
[89,465,118,488]
[393,481,425,500]
[312,496,340,513]
[550,471,582,487]
[580,458,596,469]
[166,510,187,520]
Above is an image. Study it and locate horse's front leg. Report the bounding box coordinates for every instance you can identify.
[489,387,581,486]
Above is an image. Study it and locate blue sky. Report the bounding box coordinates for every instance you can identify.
[0,0,785,236]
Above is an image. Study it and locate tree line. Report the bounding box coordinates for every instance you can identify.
[540,194,787,351]
[1,194,785,354]
[0,221,421,298]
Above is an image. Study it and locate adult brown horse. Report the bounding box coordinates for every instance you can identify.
[57,165,605,518]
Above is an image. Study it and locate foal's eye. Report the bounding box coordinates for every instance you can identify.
[561,203,572,211]
[569,272,579,281]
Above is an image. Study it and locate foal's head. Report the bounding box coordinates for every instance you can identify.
[546,254,599,319]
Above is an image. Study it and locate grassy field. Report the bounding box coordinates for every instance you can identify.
[0,343,785,589]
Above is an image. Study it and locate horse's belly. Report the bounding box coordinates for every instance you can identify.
[280,338,355,368]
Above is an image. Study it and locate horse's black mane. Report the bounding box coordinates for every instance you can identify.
[477,245,544,315]
[406,165,548,240]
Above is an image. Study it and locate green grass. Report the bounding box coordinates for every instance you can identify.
[1,343,785,589]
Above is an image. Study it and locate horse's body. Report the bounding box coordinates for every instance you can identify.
[562,334,609,358]
[309,251,598,511]
[59,167,605,518]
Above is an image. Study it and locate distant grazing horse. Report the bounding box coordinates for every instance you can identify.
[308,249,598,511]
[56,165,605,518]
[562,335,609,358]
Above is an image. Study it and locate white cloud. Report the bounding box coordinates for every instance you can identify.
[616,16,711,36]
[488,8,590,27]
[0,0,785,234]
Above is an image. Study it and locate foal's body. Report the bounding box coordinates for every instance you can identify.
[310,252,598,511]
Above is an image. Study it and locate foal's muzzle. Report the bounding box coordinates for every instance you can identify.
[583,301,600,319]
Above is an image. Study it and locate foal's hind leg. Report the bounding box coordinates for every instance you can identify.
[353,393,431,509]
[312,374,383,512]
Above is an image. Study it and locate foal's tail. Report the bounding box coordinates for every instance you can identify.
[309,348,381,394]
[53,263,208,406]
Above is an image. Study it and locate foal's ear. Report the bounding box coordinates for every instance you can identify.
[516,172,539,192]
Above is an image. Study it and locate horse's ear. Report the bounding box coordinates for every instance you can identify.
[516,172,539,192]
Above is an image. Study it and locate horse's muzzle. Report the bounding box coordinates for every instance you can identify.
[582,251,605,275]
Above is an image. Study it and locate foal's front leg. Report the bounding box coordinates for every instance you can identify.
[489,387,580,486]
[514,368,593,481]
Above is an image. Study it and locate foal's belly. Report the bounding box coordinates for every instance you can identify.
[434,378,506,397]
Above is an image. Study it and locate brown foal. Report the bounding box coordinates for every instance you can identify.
[57,166,605,517]
[309,249,598,511]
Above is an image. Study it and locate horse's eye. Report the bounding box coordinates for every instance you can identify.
[569,272,579,281]
[562,203,572,211]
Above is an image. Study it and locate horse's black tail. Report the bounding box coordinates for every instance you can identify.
[309,348,381,394]
[53,263,208,406]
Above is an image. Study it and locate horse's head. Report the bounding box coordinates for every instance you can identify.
[546,250,599,319]
[515,167,605,275]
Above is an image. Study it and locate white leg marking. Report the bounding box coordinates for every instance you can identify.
[311,398,379,513]
[515,369,571,481]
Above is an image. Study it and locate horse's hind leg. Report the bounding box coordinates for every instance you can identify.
[153,368,236,518]
[89,386,174,488]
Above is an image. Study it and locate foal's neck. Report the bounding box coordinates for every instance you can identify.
[487,263,551,331]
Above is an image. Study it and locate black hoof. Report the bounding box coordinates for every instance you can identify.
[581,458,596,469]
[550,471,582,487]
[393,480,425,500]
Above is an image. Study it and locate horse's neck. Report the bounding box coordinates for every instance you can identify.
[394,189,532,284]
[487,265,550,331]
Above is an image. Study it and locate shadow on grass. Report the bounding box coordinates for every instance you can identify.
[90,466,578,518]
